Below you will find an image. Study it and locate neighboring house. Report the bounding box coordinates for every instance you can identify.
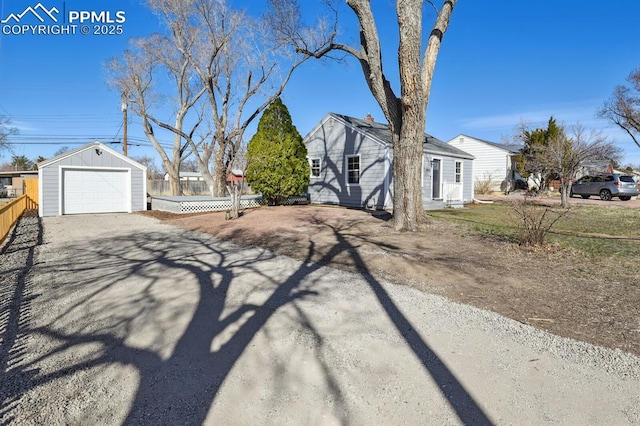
[163,170,245,184]
[163,171,204,181]
[227,169,245,183]
[38,141,147,217]
[303,113,474,210]
[225,169,247,193]
[611,168,640,181]
[447,134,523,191]
[0,170,38,197]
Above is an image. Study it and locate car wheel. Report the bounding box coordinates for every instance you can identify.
[619,196,631,201]
[599,189,612,201]
[580,195,590,199]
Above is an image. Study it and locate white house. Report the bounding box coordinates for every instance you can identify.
[447,134,523,191]
[163,171,204,181]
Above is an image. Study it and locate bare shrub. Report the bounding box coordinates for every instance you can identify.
[510,197,569,246]
[475,173,495,195]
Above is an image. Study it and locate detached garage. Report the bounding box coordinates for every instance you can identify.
[38,141,147,217]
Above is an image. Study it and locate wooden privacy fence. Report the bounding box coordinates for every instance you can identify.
[25,178,39,209]
[148,180,211,196]
[0,196,27,245]
[0,178,39,245]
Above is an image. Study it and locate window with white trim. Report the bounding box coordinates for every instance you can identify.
[346,155,360,185]
[310,158,321,178]
[455,161,462,183]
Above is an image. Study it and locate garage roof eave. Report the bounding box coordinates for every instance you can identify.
[37,141,147,171]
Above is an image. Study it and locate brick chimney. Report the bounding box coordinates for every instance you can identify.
[365,113,374,123]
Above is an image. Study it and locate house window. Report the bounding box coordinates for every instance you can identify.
[455,161,462,183]
[310,158,321,178]
[346,155,360,185]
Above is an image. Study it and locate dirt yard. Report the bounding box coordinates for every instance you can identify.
[141,201,640,357]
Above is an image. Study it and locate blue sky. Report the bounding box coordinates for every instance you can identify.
[1,0,639,168]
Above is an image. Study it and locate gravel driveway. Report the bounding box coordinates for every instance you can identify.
[1,213,640,425]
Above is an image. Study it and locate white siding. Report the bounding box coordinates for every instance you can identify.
[422,155,473,208]
[448,135,513,190]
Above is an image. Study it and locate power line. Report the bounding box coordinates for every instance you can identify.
[7,138,175,150]
[0,103,14,117]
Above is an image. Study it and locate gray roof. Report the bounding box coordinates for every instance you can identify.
[0,170,38,177]
[331,113,474,159]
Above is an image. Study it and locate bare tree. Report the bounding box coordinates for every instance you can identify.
[0,116,17,154]
[231,142,247,173]
[535,123,621,208]
[131,155,164,179]
[271,0,457,231]
[179,157,200,173]
[53,146,70,156]
[141,0,318,197]
[599,67,640,150]
[107,33,207,196]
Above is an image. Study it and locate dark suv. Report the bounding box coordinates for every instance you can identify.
[570,173,639,201]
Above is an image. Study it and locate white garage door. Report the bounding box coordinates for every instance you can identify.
[63,169,129,214]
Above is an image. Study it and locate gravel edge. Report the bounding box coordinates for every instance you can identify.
[0,213,41,422]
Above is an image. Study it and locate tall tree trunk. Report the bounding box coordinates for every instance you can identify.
[169,173,181,196]
[391,116,426,231]
[226,184,241,219]
[297,0,455,230]
[213,145,228,197]
[160,161,182,196]
[560,181,572,208]
[393,0,427,230]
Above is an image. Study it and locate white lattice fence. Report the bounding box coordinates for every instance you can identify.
[151,194,309,214]
[179,197,264,214]
[279,195,310,206]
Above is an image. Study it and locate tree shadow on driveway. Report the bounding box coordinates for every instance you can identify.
[1,214,492,424]
[307,213,493,425]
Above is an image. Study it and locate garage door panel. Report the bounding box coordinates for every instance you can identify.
[63,169,129,214]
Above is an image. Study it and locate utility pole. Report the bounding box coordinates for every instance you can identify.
[121,92,128,156]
